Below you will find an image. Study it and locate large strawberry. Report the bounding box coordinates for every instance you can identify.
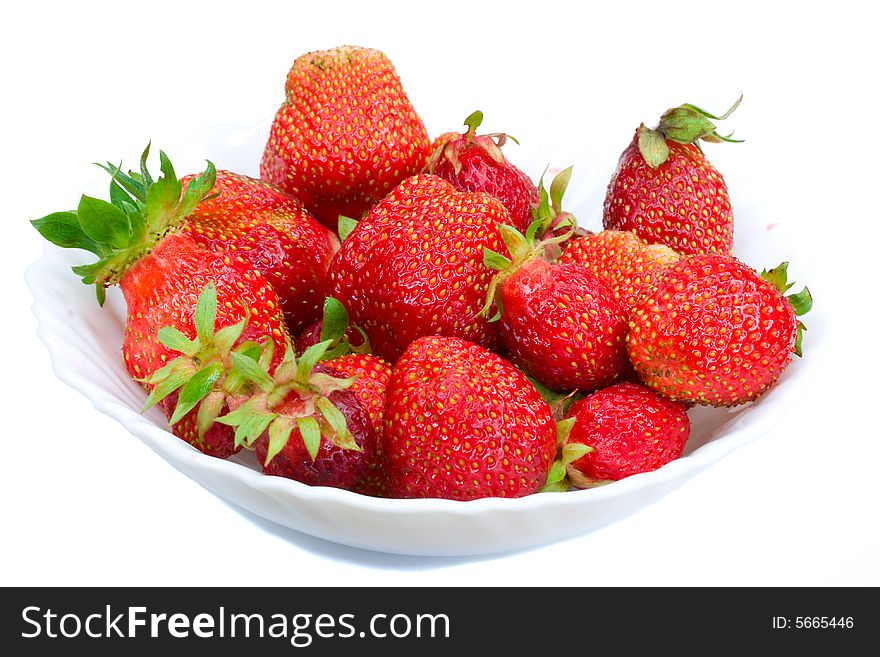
[561,382,691,488]
[558,229,681,318]
[382,336,558,500]
[483,221,630,393]
[180,170,339,333]
[426,110,538,233]
[603,98,742,256]
[261,45,432,230]
[627,255,812,406]
[31,148,289,457]
[328,174,511,362]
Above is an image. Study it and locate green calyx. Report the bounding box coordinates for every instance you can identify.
[31,144,216,305]
[216,336,361,466]
[478,168,578,321]
[540,419,593,493]
[760,262,813,357]
[315,297,371,360]
[141,284,265,437]
[425,110,520,175]
[637,95,744,168]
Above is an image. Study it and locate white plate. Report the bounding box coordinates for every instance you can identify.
[25,121,819,557]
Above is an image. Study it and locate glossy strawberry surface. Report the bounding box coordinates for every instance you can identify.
[559,230,681,318]
[382,336,557,500]
[603,133,733,256]
[627,255,798,406]
[182,170,338,333]
[498,258,630,392]
[261,45,431,229]
[329,174,510,362]
[564,382,691,486]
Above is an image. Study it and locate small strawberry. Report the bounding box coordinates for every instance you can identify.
[261,45,432,230]
[558,229,681,318]
[603,97,742,256]
[627,255,812,406]
[426,110,538,233]
[216,341,379,493]
[328,174,511,362]
[382,336,558,500]
[482,217,630,393]
[181,170,339,333]
[560,382,691,488]
[31,147,290,457]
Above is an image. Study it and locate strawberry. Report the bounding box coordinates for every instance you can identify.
[603,98,742,256]
[260,45,432,230]
[558,229,681,318]
[627,255,812,406]
[181,170,339,333]
[31,147,289,457]
[382,336,558,500]
[560,382,691,488]
[328,174,511,362]
[217,340,379,493]
[426,110,538,233]
[483,219,630,393]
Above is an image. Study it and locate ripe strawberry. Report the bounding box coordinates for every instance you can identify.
[181,170,339,333]
[426,110,538,233]
[328,174,511,362]
[31,148,289,457]
[484,221,630,393]
[627,255,812,406]
[260,45,432,230]
[218,341,379,493]
[558,230,681,318]
[603,98,742,256]
[561,382,691,488]
[382,336,557,500]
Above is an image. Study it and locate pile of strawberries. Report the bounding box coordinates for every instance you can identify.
[33,45,811,501]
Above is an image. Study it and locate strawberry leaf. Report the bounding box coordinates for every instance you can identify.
[31,212,103,255]
[194,283,218,347]
[320,298,350,343]
[77,195,131,249]
[266,417,294,464]
[337,215,358,241]
[169,362,223,425]
[296,416,322,462]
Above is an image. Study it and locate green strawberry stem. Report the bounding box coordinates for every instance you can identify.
[30,144,216,304]
[760,262,813,357]
[315,297,371,360]
[638,96,744,168]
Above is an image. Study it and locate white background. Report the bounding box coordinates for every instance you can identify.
[2,0,878,586]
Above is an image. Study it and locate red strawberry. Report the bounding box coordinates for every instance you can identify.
[561,382,691,487]
[181,170,339,333]
[328,174,511,362]
[261,45,432,230]
[218,341,380,493]
[627,255,812,406]
[603,98,742,256]
[382,336,557,500]
[426,110,538,233]
[484,222,630,393]
[31,148,289,458]
[558,229,681,318]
